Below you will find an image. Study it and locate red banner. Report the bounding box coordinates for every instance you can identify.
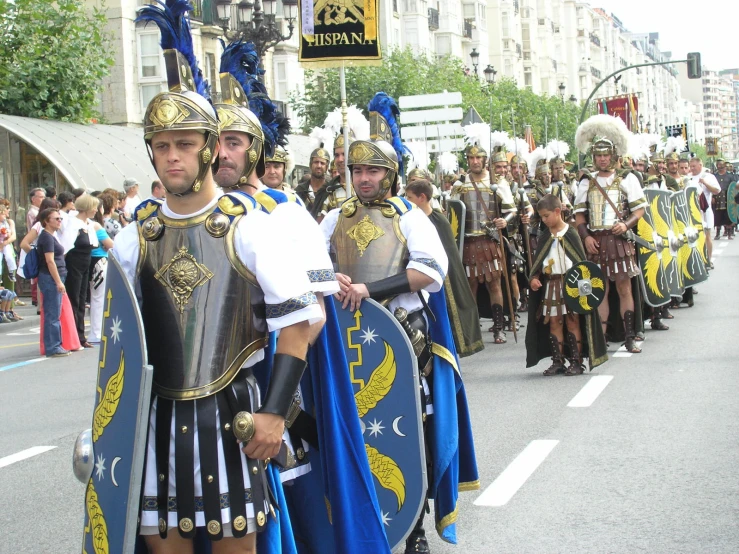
[597,94,639,131]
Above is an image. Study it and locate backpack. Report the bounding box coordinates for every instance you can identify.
[22,247,40,279]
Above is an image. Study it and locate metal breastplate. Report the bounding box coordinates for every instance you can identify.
[458,183,500,236]
[587,177,626,230]
[330,203,409,284]
[137,209,267,400]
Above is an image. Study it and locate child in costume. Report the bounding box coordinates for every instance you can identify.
[526,195,608,375]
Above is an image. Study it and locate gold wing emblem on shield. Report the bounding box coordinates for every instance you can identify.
[637,214,663,297]
[450,208,459,240]
[564,263,604,311]
[365,444,406,512]
[92,351,125,442]
[83,479,109,554]
[355,341,396,418]
[689,191,702,225]
[651,197,674,271]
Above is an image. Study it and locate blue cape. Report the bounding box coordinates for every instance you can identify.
[426,287,480,543]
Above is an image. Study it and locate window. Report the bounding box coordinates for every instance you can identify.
[502,13,509,37]
[404,0,417,12]
[204,53,217,95]
[275,61,288,101]
[436,34,451,56]
[463,3,475,18]
[505,59,512,76]
[138,32,166,112]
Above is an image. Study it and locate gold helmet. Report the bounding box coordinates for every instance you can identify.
[348,92,406,202]
[407,167,433,184]
[138,3,219,196]
[310,146,331,164]
[266,146,289,165]
[334,130,356,151]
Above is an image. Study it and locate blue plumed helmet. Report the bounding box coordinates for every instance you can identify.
[136,0,219,195]
[347,92,410,201]
[215,39,290,183]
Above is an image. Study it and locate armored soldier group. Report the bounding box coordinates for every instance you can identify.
[70,3,726,553]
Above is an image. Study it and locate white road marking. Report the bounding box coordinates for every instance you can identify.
[474,440,559,507]
[6,326,40,336]
[0,446,57,469]
[568,375,614,407]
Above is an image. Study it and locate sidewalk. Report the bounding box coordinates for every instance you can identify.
[1,296,41,331]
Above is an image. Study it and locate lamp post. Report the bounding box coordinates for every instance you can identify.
[469,48,480,76]
[216,0,298,77]
[558,82,566,104]
[639,114,644,133]
[483,64,497,86]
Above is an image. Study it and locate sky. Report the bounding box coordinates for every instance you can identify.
[593,0,739,71]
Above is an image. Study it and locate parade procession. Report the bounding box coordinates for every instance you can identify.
[1,0,739,553]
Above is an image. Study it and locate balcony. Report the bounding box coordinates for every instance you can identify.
[463,19,473,39]
[591,66,602,79]
[141,0,203,20]
[428,7,439,31]
[513,0,519,15]
[516,43,522,58]
[590,33,601,47]
[552,59,557,71]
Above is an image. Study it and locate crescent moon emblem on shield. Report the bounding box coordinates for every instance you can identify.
[111,457,121,487]
[392,416,406,437]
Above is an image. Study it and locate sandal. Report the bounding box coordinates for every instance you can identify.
[11,311,23,321]
[624,339,642,353]
[493,330,507,344]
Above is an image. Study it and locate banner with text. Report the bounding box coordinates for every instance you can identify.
[298,0,382,67]
[597,94,639,131]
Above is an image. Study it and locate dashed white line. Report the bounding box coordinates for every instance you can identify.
[474,440,559,507]
[567,375,614,407]
[0,446,57,469]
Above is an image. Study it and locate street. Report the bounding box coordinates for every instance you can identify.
[1,238,737,554]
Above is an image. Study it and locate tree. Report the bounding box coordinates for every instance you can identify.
[290,47,582,161]
[0,0,114,123]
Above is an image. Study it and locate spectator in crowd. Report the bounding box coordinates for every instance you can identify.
[88,198,114,343]
[26,188,47,306]
[0,201,18,284]
[63,194,100,349]
[0,286,19,323]
[100,193,122,240]
[58,191,76,214]
[35,208,70,357]
[150,180,166,200]
[44,186,57,200]
[71,188,86,200]
[122,178,142,219]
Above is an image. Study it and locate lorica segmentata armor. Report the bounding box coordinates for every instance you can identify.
[455,183,501,237]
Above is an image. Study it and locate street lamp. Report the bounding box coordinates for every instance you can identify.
[646,121,651,134]
[558,82,566,104]
[483,64,497,86]
[218,0,298,76]
[569,94,578,103]
[469,48,480,76]
[639,114,644,133]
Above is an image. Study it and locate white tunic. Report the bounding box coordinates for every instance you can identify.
[689,172,720,229]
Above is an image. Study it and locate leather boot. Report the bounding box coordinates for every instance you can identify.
[564,331,584,375]
[405,512,430,553]
[543,334,566,375]
[650,307,669,330]
[662,306,674,319]
[491,304,506,344]
[714,229,721,240]
[623,310,642,353]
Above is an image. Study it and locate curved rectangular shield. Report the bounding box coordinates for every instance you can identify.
[635,190,671,307]
[666,191,687,297]
[446,198,466,258]
[648,189,683,298]
[332,297,427,551]
[681,187,710,287]
[80,256,153,554]
[728,181,738,225]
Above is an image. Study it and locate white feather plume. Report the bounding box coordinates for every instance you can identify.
[322,105,370,141]
[528,147,547,173]
[506,137,530,157]
[575,114,630,155]
[628,133,650,160]
[546,140,570,161]
[490,131,510,151]
[664,135,687,156]
[463,123,491,154]
[406,141,429,172]
[437,152,458,174]
[309,126,335,150]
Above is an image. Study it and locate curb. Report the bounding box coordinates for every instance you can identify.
[1,315,41,332]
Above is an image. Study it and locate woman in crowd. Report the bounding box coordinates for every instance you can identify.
[100,193,122,240]
[87,197,114,343]
[35,208,70,357]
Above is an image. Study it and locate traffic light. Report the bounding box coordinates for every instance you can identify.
[687,52,702,79]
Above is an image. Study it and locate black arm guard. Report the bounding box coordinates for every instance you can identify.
[366,272,412,302]
[258,354,306,420]
[577,223,591,241]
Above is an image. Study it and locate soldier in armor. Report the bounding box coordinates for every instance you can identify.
[262,147,293,191]
[713,159,733,239]
[321,92,478,554]
[322,131,354,211]
[451,137,518,344]
[117,7,332,551]
[295,145,332,220]
[574,115,647,353]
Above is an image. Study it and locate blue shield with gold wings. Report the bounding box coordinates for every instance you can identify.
[635,189,672,307]
[446,198,466,258]
[332,297,427,551]
[74,255,153,554]
[727,181,738,224]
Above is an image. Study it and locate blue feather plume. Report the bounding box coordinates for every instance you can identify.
[368,92,410,174]
[136,0,211,100]
[219,39,290,156]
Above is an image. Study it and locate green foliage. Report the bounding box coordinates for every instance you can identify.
[0,0,114,123]
[689,142,722,164]
[290,47,582,161]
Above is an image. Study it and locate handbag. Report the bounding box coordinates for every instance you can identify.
[699,192,709,212]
